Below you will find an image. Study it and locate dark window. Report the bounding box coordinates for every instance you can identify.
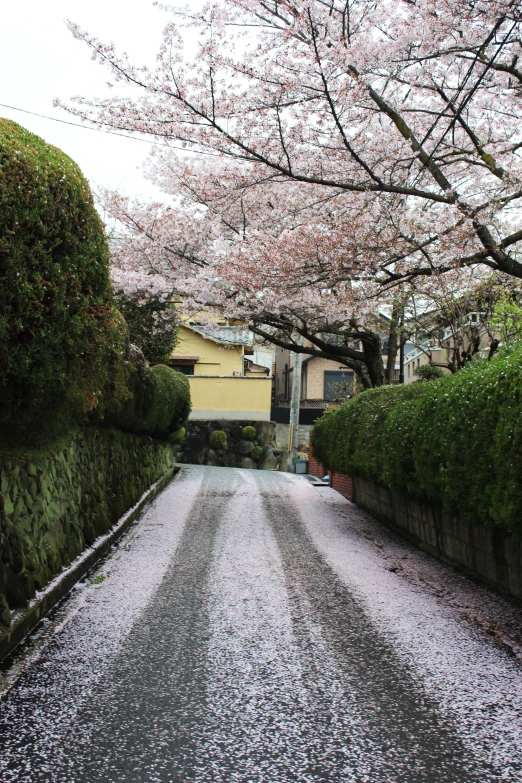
[324,370,354,401]
[171,364,194,375]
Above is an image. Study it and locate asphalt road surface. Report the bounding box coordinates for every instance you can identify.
[1,466,522,782]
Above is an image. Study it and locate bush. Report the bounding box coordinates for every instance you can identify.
[115,294,178,362]
[312,347,522,532]
[112,364,191,437]
[251,445,263,461]
[209,430,227,450]
[313,385,420,478]
[0,119,116,441]
[414,364,445,381]
[91,307,135,421]
[241,425,257,441]
[169,426,186,445]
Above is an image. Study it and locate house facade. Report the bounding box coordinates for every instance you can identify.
[169,323,272,420]
[273,346,354,406]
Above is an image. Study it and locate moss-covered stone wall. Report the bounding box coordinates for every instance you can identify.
[0,427,175,628]
[179,420,279,470]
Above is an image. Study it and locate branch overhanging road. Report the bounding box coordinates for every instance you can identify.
[1,466,522,782]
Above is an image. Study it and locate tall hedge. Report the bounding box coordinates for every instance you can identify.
[115,294,178,362]
[0,119,116,439]
[312,347,522,532]
[111,364,191,437]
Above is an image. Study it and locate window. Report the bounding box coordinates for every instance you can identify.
[171,364,194,376]
[324,370,354,401]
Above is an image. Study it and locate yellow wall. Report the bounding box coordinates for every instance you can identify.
[171,326,244,376]
[188,376,272,420]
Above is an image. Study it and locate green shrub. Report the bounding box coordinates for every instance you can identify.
[379,385,429,495]
[169,426,186,445]
[251,445,263,461]
[112,365,191,437]
[313,385,420,479]
[241,425,257,441]
[312,347,522,532]
[209,430,227,450]
[414,364,445,381]
[115,294,178,362]
[92,306,134,421]
[0,119,116,441]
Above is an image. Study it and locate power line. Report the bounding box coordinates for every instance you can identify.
[0,102,221,157]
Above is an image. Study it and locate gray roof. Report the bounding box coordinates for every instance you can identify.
[188,324,254,347]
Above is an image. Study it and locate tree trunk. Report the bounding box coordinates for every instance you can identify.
[385,303,402,384]
[360,333,386,387]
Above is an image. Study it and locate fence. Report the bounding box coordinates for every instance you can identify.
[270,406,326,425]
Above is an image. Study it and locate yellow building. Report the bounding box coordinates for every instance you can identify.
[169,323,272,420]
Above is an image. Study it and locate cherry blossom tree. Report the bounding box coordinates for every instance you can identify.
[103,187,395,386]
[404,268,520,372]
[58,0,522,386]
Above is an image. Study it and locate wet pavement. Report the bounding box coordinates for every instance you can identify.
[1,465,522,782]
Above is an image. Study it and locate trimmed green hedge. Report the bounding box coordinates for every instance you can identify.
[112,365,191,437]
[0,119,116,440]
[115,294,178,362]
[312,347,522,532]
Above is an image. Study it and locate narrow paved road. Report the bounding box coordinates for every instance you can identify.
[1,466,522,782]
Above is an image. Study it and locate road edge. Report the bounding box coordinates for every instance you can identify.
[0,465,182,664]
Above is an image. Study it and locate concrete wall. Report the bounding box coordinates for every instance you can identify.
[274,423,312,450]
[188,376,272,421]
[353,476,522,600]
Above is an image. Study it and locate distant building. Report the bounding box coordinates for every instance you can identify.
[273,346,354,418]
[168,322,272,420]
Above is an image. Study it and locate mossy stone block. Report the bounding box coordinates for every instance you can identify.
[2,494,14,516]
[26,462,38,478]
[0,594,11,627]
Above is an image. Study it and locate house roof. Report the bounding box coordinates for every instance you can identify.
[185,323,254,347]
[244,358,270,375]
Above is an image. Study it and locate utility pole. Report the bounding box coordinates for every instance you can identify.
[287,343,302,473]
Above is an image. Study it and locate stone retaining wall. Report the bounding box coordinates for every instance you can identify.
[353,476,522,601]
[0,427,176,629]
[180,420,279,470]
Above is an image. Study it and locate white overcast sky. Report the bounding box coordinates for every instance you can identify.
[0,0,194,202]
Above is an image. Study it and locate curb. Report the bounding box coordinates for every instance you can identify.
[0,465,181,665]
